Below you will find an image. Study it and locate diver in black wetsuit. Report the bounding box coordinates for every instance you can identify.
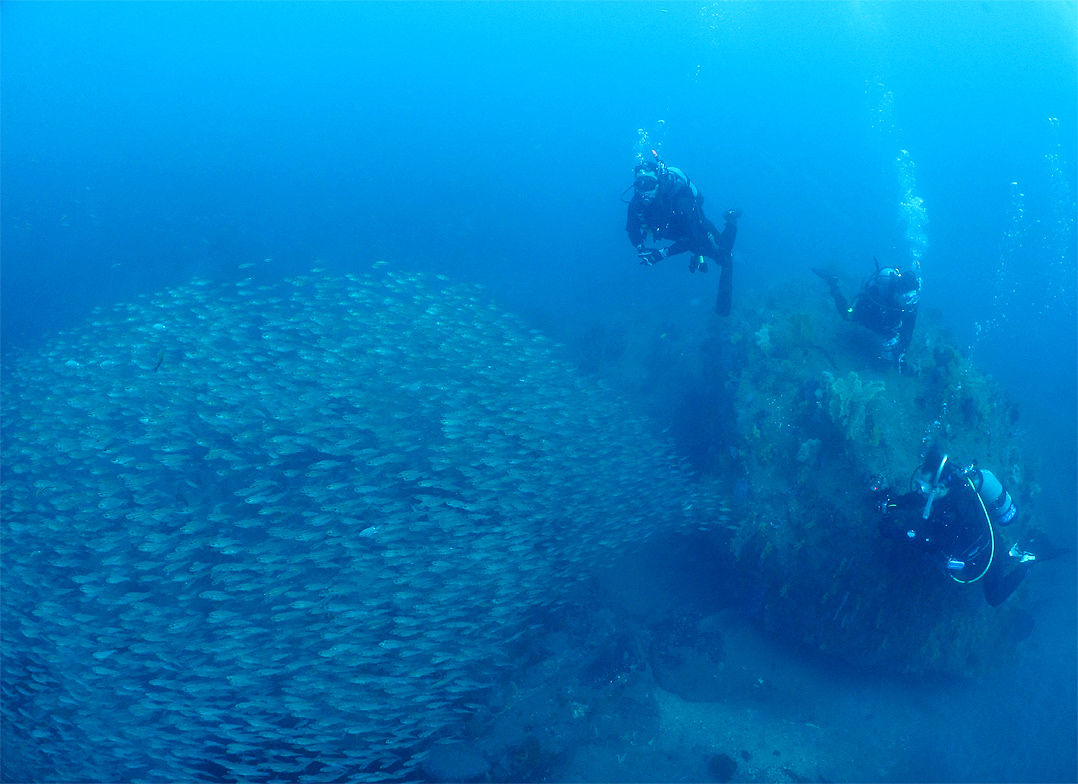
[874,446,1042,606]
[813,261,920,371]
[626,155,741,316]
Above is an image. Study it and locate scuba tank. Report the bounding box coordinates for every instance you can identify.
[974,468,1017,525]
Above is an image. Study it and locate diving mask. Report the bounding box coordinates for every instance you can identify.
[634,173,659,193]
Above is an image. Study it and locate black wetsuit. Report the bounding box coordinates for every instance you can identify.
[882,471,1029,606]
[626,167,738,315]
[826,271,918,359]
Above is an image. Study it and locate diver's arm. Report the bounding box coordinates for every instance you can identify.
[662,239,692,257]
[877,512,907,541]
[877,491,943,552]
[890,491,923,512]
[896,308,917,353]
[626,208,646,250]
[829,286,854,320]
[877,491,917,539]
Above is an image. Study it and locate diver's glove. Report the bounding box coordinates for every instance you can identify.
[638,248,667,266]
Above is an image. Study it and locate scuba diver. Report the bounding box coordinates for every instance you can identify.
[625,153,741,316]
[813,260,921,371]
[874,446,1045,606]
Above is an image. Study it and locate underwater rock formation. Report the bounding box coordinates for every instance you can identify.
[820,369,887,446]
[0,266,725,782]
[719,280,1039,674]
[562,275,1040,677]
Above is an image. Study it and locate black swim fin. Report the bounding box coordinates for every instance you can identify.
[716,262,732,317]
[812,267,839,285]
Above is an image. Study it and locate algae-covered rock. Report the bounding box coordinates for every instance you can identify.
[716,280,1040,674]
[820,369,887,446]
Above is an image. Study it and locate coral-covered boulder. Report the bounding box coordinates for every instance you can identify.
[717,281,1038,674]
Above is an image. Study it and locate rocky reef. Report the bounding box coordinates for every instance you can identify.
[573,277,1041,676]
[719,280,1038,674]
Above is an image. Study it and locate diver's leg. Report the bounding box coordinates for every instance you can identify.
[812,269,851,316]
[716,259,733,316]
[830,285,851,315]
[712,217,737,316]
[983,561,1031,607]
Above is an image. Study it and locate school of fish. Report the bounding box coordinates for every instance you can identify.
[1,265,725,782]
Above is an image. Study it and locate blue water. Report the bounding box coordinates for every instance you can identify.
[3,2,1076,782]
